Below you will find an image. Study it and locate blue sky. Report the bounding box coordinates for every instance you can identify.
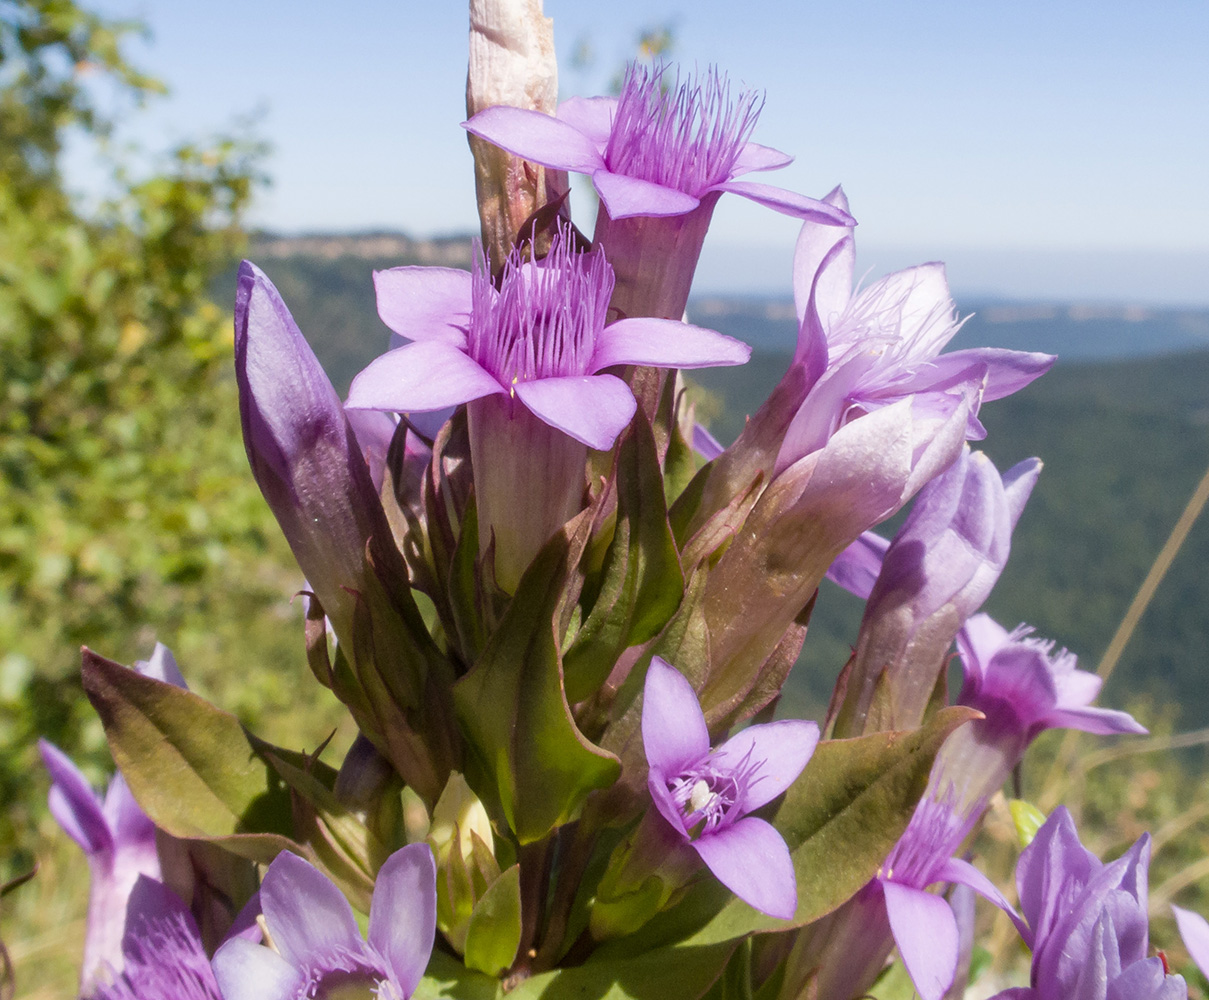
[76,1,1209,303]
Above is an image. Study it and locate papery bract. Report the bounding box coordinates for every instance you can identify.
[641,656,818,918]
[212,844,436,1000]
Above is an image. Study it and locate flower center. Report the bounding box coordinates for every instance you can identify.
[467,226,614,387]
[669,764,742,837]
[605,63,762,196]
[298,945,401,1000]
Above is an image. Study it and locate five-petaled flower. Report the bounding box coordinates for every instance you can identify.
[641,656,819,919]
[212,844,437,1000]
[347,222,748,590]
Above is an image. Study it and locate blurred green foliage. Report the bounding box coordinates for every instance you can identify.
[0,0,346,873]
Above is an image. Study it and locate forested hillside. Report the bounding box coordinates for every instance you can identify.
[245,244,1209,727]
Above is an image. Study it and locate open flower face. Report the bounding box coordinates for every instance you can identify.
[212,845,436,1000]
[347,224,748,450]
[348,224,748,590]
[779,187,1055,472]
[464,63,854,226]
[641,656,818,919]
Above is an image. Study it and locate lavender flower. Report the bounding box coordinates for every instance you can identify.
[348,224,747,589]
[988,807,1186,1000]
[211,844,436,1000]
[778,186,1054,474]
[872,791,1024,1000]
[956,613,1147,745]
[832,447,1042,736]
[40,644,182,993]
[641,656,818,918]
[465,64,853,321]
[464,63,848,227]
[93,876,223,1000]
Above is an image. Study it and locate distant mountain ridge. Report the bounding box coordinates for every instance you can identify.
[247,231,1209,363]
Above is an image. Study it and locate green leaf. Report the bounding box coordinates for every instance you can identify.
[81,648,298,862]
[563,416,684,704]
[413,951,501,1000]
[463,864,522,977]
[1009,798,1047,848]
[510,940,737,1000]
[454,512,621,844]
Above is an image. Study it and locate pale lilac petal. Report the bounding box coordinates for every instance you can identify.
[693,424,725,461]
[883,881,959,1000]
[692,816,797,919]
[463,105,606,174]
[1107,958,1187,1000]
[260,852,362,967]
[1174,905,1209,980]
[1016,806,1098,947]
[826,531,890,599]
[556,95,615,147]
[859,263,957,360]
[212,937,302,1000]
[103,773,155,849]
[936,348,1056,402]
[713,180,857,226]
[346,341,505,413]
[589,318,750,371]
[936,857,1031,941]
[513,374,635,451]
[373,267,471,346]
[1002,457,1043,530]
[793,186,854,325]
[649,774,691,838]
[39,739,111,855]
[344,407,398,493]
[641,656,710,778]
[730,141,793,175]
[1042,705,1148,736]
[121,876,194,952]
[955,613,1011,683]
[711,720,819,813]
[592,168,701,219]
[134,643,187,689]
[368,844,437,997]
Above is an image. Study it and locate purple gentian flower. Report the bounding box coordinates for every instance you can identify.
[464,63,849,227]
[347,223,747,589]
[212,844,436,1000]
[235,260,406,645]
[778,186,1054,473]
[987,807,1186,1000]
[40,643,183,993]
[465,63,853,321]
[641,656,819,919]
[93,876,223,1000]
[871,791,1025,1000]
[956,613,1147,744]
[834,446,1042,735]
